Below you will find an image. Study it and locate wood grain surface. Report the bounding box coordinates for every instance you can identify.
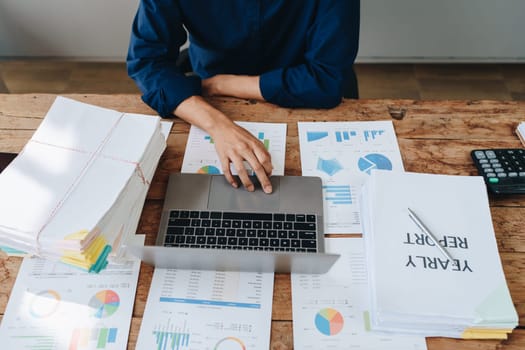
[1,94,524,349]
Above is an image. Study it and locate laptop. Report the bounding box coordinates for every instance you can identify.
[127,173,339,273]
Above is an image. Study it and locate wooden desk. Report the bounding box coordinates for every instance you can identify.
[1,94,524,349]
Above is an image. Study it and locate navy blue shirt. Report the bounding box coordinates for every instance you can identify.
[127,0,360,117]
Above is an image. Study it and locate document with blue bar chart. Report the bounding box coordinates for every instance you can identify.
[136,269,274,350]
[0,237,142,350]
[298,121,404,233]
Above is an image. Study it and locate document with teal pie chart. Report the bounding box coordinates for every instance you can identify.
[291,238,427,349]
[298,121,404,233]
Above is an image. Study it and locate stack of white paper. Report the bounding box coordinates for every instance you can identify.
[0,97,169,271]
[360,171,518,339]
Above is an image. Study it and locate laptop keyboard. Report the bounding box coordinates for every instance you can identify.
[163,210,319,252]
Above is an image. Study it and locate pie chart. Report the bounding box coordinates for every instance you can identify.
[29,290,61,318]
[89,290,120,318]
[198,165,221,174]
[315,307,344,336]
[358,153,392,175]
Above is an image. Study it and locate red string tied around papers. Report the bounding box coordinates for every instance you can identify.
[31,113,150,255]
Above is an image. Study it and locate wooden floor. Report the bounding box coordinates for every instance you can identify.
[0,60,524,100]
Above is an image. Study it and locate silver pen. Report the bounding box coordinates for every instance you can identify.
[407,207,457,265]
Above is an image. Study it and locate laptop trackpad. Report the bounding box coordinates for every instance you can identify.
[208,176,280,211]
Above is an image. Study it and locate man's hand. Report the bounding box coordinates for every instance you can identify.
[210,119,273,193]
[174,95,273,193]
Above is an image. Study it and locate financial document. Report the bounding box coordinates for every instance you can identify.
[136,269,274,350]
[298,121,404,233]
[181,121,287,176]
[291,238,427,350]
[0,247,141,349]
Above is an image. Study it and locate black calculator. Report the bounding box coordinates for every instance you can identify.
[471,149,525,194]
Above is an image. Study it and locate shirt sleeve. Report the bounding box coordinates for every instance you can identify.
[127,0,202,117]
[259,0,360,109]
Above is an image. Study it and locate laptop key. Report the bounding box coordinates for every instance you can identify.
[210,211,222,219]
[239,238,248,246]
[299,231,316,239]
[195,228,205,235]
[171,219,190,226]
[170,210,180,218]
[180,211,190,218]
[167,227,184,235]
[197,236,206,244]
[307,215,316,222]
[294,222,316,231]
[301,239,317,248]
[190,211,200,218]
[274,213,285,221]
[200,211,210,218]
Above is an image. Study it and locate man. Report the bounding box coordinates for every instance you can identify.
[127,0,360,193]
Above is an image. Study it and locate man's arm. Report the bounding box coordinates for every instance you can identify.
[260,0,360,109]
[127,0,273,192]
[202,0,360,109]
[174,96,273,193]
[202,75,263,101]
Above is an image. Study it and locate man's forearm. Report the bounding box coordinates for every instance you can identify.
[174,95,232,132]
[202,74,263,101]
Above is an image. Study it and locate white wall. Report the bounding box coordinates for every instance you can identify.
[0,0,139,60]
[358,0,525,62]
[0,0,524,62]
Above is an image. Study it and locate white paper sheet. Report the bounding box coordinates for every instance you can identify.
[181,121,287,176]
[291,238,427,350]
[298,121,404,233]
[0,236,143,350]
[136,269,274,350]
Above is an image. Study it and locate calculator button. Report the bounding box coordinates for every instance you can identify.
[486,173,496,177]
[519,172,525,177]
[485,151,497,158]
[474,151,486,159]
[481,163,491,168]
[497,173,507,177]
[508,172,518,177]
[494,168,504,173]
[489,159,500,164]
[479,159,488,164]
[488,178,499,183]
